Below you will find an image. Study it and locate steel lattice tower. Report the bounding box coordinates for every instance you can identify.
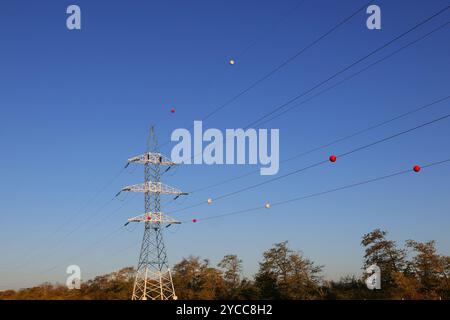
[120,127,186,300]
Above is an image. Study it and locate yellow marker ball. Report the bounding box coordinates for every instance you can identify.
[265,203,271,209]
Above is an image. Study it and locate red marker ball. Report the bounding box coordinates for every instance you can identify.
[171,108,175,113]
[413,165,421,173]
[192,219,197,223]
[329,155,337,162]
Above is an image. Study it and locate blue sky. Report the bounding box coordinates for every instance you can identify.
[0,0,449,290]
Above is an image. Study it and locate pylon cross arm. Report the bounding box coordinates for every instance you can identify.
[122,181,186,195]
[128,152,179,166]
[128,212,181,225]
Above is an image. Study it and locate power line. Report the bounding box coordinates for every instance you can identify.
[7,192,138,273]
[163,13,448,171]
[5,165,127,271]
[244,6,450,129]
[175,20,450,193]
[94,237,142,270]
[170,110,450,214]
[56,11,448,272]
[159,12,450,193]
[6,196,115,272]
[12,3,449,288]
[253,20,450,128]
[159,0,372,150]
[37,225,127,275]
[338,113,450,157]
[35,193,141,276]
[203,0,371,122]
[231,0,306,60]
[187,94,450,195]
[186,157,450,223]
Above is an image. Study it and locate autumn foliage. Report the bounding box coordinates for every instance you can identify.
[1,229,449,300]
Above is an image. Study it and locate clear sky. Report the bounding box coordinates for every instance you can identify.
[0,0,449,290]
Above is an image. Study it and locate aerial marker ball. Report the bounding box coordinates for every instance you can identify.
[413,165,421,173]
[207,198,213,205]
[171,108,175,113]
[229,59,235,65]
[265,203,271,209]
[192,219,198,223]
[329,155,337,163]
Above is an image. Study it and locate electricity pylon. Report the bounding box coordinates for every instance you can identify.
[120,127,186,300]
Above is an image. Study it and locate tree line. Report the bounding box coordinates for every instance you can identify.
[1,229,449,300]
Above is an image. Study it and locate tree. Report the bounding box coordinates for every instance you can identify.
[361,229,406,294]
[2,232,449,300]
[440,256,450,299]
[254,241,323,299]
[172,256,226,299]
[405,240,449,299]
[325,275,373,300]
[392,272,423,300]
[172,256,206,299]
[235,278,259,300]
[196,264,226,300]
[218,254,242,299]
[81,267,134,299]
